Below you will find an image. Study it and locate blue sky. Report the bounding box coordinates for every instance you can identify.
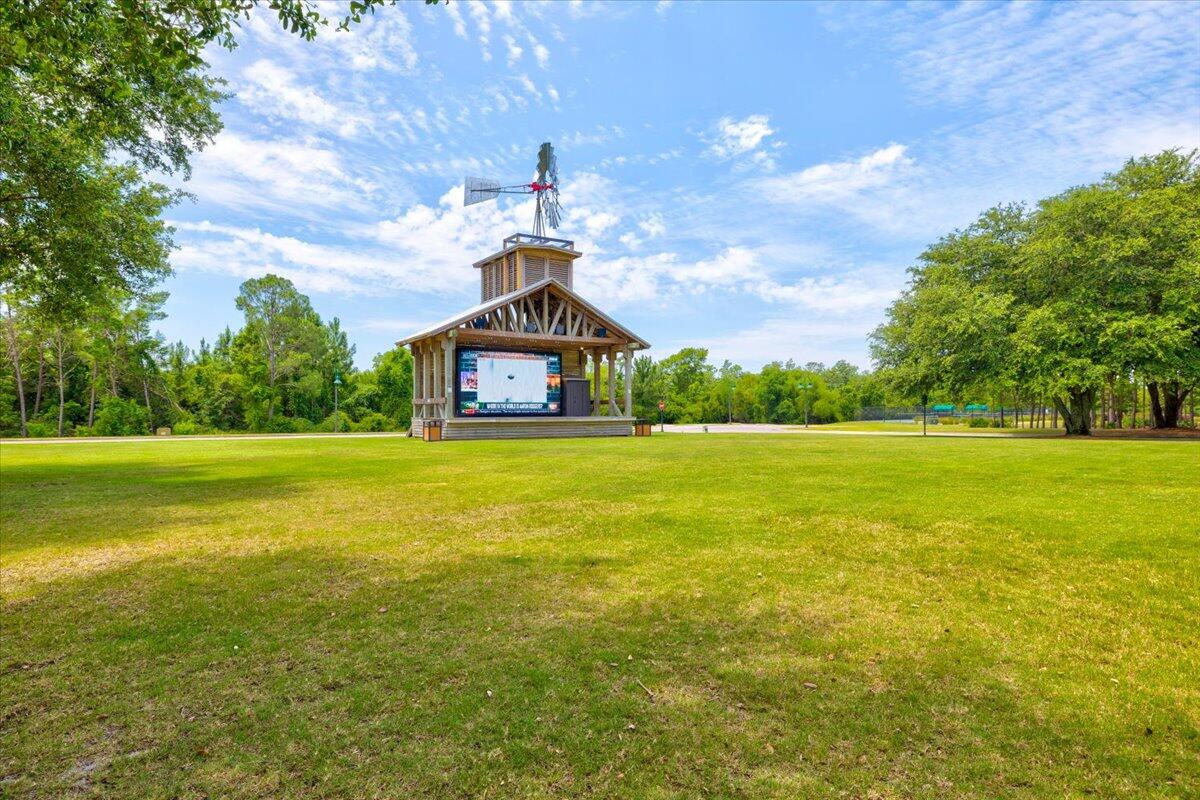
[161,0,1200,370]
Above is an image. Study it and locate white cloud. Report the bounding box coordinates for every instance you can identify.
[547,84,560,103]
[185,132,376,214]
[356,318,429,333]
[492,0,515,25]
[532,42,550,69]
[760,143,912,205]
[468,0,493,60]
[755,274,901,314]
[332,8,419,72]
[238,59,369,137]
[560,125,625,148]
[445,1,468,38]
[708,114,775,160]
[826,1,1200,174]
[516,73,540,99]
[656,1,673,18]
[503,33,524,65]
[695,317,880,370]
[638,214,666,238]
[581,210,620,237]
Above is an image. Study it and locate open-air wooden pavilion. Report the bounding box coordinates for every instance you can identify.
[398,233,650,440]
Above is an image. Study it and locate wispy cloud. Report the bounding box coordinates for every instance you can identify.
[238,59,370,137]
[707,114,774,159]
[760,144,913,207]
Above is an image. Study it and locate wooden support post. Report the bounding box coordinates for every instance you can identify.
[427,343,436,422]
[607,346,618,415]
[411,344,421,423]
[443,333,455,419]
[592,349,602,416]
[430,341,439,419]
[623,347,632,417]
[415,343,423,420]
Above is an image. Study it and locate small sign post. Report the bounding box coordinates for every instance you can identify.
[658,400,665,432]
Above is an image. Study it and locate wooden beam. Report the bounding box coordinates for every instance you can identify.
[422,343,431,419]
[623,347,632,417]
[455,329,626,347]
[607,346,618,415]
[443,334,455,419]
[548,298,565,335]
[592,349,601,417]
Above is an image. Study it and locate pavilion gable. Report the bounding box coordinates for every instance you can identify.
[397,277,648,350]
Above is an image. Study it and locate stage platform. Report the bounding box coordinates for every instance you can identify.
[413,416,634,441]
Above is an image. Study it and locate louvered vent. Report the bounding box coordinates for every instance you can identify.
[549,259,571,288]
[480,267,488,301]
[506,254,516,293]
[524,256,547,284]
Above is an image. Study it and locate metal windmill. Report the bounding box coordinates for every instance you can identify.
[464,142,562,237]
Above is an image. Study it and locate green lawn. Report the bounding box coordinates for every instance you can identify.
[2,435,1197,798]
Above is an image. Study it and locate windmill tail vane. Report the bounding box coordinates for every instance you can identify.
[464,142,562,237]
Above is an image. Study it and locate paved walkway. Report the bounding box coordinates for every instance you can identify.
[0,432,411,446]
[661,423,1054,438]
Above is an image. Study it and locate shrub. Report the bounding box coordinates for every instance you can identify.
[353,412,394,432]
[317,411,353,432]
[965,417,992,428]
[24,421,57,438]
[93,397,149,436]
[264,417,312,434]
[173,420,203,436]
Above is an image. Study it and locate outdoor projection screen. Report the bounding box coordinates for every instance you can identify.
[456,349,562,416]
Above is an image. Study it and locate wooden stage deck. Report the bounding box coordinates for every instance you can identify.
[413,416,634,440]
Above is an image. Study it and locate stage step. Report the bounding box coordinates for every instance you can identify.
[427,416,634,441]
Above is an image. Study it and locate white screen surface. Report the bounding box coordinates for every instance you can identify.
[475,355,547,404]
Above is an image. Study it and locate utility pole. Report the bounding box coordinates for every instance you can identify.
[799,382,814,428]
[921,392,928,436]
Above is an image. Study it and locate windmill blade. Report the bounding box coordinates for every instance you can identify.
[464,176,502,206]
[536,142,554,184]
[546,187,562,229]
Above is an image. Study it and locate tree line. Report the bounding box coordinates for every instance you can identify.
[628,349,885,426]
[871,149,1198,435]
[1,276,413,437]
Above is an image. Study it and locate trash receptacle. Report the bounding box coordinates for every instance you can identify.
[634,419,652,436]
[423,419,443,442]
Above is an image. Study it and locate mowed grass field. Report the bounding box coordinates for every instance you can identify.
[1,435,1197,799]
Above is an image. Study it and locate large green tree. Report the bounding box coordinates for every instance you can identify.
[235,274,321,421]
[872,150,1199,435]
[0,0,416,316]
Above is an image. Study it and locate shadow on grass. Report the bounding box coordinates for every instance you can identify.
[0,461,306,556]
[2,545,1192,799]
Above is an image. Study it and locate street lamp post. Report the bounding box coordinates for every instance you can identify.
[799,382,814,428]
[333,373,342,433]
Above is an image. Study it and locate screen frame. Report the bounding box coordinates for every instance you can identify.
[454,346,564,418]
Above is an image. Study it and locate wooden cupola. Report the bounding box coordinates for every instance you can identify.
[474,233,582,302]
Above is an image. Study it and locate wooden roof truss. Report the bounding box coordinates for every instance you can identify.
[398,277,648,350]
